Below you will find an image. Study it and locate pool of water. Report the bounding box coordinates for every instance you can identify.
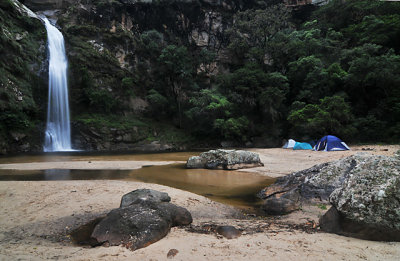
[0,151,200,164]
[0,152,274,212]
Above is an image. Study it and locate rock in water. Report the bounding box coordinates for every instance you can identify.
[120,189,171,207]
[91,201,192,250]
[186,149,264,170]
[328,154,400,241]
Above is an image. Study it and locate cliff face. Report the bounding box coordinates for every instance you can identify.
[0,0,47,154]
[46,0,268,151]
[21,0,77,10]
[0,0,275,153]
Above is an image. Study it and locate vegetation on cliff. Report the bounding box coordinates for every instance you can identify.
[0,0,47,153]
[2,0,400,152]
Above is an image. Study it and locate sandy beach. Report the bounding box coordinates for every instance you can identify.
[0,145,399,260]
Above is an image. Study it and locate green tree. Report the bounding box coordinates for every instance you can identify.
[157,45,194,128]
[186,89,233,137]
[288,96,355,139]
[227,4,292,65]
[214,116,250,141]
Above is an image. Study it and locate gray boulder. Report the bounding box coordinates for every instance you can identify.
[120,189,171,207]
[91,201,192,250]
[186,149,264,170]
[257,154,364,202]
[328,154,400,241]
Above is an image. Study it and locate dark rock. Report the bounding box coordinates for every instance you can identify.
[319,206,341,233]
[91,201,192,250]
[261,188,301,215]
[120,189,171,207]
[320,208,400,241]
[216,225,242,239]
[167,249,179,259]
[186,149,264,170]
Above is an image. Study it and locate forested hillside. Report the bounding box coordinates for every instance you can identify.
[1,0,400,152]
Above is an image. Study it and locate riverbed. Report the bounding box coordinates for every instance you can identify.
[0,146,399,260]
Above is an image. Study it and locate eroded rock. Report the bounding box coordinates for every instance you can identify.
[186,149,264,170]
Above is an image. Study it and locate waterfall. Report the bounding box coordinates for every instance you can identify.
[43,18,73,152]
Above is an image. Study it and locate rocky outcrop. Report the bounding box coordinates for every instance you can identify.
[257,154,361,201]
[0,0,48,154]
[259,152,400,240]
[90,190,192,250]
[71,121,185,151]
[258,153,400,217]
[22,0,78,10]
[186,149,264,170]
[324,154,400,241]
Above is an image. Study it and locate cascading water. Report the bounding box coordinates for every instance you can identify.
[43,17,73,152]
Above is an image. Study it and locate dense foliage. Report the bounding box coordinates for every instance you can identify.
[0,0,47,151]
[138,0,400,144]
[63,0,400,145]
[2,0,400,152]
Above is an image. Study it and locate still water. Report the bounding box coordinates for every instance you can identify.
[0,152,274,212]
[0,151,199,164]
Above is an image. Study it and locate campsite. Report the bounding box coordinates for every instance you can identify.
[283,135,350,151]
[2,0,400,260]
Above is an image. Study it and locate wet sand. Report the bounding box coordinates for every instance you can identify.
[0,145,399,260]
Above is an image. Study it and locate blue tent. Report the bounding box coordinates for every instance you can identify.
[293,142,313,150]
[314,135,350,151]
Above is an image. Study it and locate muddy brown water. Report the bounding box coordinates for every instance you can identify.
[0,151,198,164]
[0,152,274,212]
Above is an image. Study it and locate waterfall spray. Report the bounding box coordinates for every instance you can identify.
[43,17,73,152]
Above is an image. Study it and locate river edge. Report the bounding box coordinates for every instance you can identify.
[0,146,400,260]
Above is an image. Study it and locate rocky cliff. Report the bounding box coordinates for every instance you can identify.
[0,0,47,153]
[1,0,306,153]
[18,0,273,151]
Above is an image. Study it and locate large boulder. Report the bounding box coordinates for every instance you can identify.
[91,201,192,250]
[257,154,363,202]
[186,149,264,170]
[86,189,192,250]
[326,154,400,241]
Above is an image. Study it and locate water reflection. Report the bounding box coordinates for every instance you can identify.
[44,169,71,180]
[0,151,200,164]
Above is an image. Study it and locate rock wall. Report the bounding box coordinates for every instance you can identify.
[21,0,78,10]
[0,0,48,154]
